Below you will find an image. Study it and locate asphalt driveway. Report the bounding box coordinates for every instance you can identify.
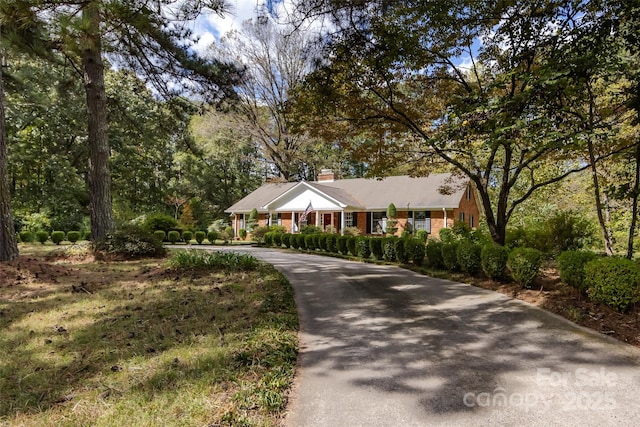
[188,246,640,426]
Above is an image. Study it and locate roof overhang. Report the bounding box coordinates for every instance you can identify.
[262,181,350,211]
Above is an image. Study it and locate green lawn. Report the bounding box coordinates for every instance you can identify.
[0,245,298,426]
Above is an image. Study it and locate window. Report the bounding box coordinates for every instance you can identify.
[459,212,465,222]
[412,211,431,233]
[239,214,245,230]
[372,211,386,234]
[470,214,474,228]
[277,213,282,226]
[466,185,472,200]
[344,212,354,228]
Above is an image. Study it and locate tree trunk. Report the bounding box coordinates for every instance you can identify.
[82,2,114,241]
[0,52,19,261]
[627,141,640,259]
[587,136,614,256]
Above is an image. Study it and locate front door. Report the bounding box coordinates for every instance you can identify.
[324,213,332,230]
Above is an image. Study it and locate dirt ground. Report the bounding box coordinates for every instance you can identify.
[3,253,639,348]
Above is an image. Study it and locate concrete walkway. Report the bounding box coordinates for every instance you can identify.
[182,246,640,426]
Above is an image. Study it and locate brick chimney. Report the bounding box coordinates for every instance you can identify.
[318,169,335,182]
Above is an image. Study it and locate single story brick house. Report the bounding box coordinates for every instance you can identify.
[225,170,481,238]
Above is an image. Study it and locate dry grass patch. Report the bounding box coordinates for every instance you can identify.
[1,246,298,426]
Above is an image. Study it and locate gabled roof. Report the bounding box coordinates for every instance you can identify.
[225,173,468,213]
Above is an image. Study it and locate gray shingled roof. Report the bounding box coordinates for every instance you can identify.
[225,174,468,213]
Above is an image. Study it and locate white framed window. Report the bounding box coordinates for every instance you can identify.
[239,214,245,230]
[372,211,386,234]
[470,214,474,228]
[410,211,431,233]
[459,212,465,222]
[466,185,472,200]
[276,213,282,226]
[344,212,354,228]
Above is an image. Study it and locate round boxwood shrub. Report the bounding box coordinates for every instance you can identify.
[357,237,371,259]
[557,250,598,292]
[317,234,327,251]
[239,228,248,240]
[295,234,305,250]
[207,230,219,244]
[19,231,33,243]
[264,232,274,246]
[282,233,291,248]
[51,231,65,245]
[383,237,397,261]
[273,233,283,247]
[585,258,640,313]
[327,235,338,253]
[304,234,316,251]
[416,229,429,243]
[194,231,206,244]
[66,231,81,244]
[441,242,460,271]
[507,247,543,288]
[456,241,482,275]
[182,230,193,243]
[347,236,357,256]
[290,234,300,249]
[405,238,426,266]
[426,240,444,269]
[481,244,509,280]
[167,230,181,244]
[338,236,349,255]
[36,231,49,245]
[143,213,178,233]
[153,230,166,242]
[370,238,383,260]
[395,238,409,264]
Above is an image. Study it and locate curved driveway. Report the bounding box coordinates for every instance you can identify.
[195,246,640,426]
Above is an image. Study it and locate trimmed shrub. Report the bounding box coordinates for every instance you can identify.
[264,232,275,246]
[318,234,328,251]
[51,231,65,245]
[143,213,178,233]
[304,234,316,251]
[481,244,509,280]
[194,231,206,244]
[153,230,166,242]
[426,240,444,268]
[95,226,166,258]
[441,242,460,271]
[343,226,361,236]
[239,228,248,240]
[383,237,397,261]
[326,235,338,253]
[83,231,91,241]
[282,233,291,248]
[347,236,358,256]
[405,239,426,266]
[585,258,640,313]
[456,241,482,275]
[207,230,219,244]
[357,237,371,259]
[395,238,409,264]
[36,231,49,245]
[295,234,305,250]
[557,250,598,292]
[19,231,33,243]
[182,230,193,243]
[67,231,81,244]
[338,236,349,255]
[507,247,543,288]
[168,230,180,244]
[416,229,429,243]
[273,233,283,247]
[224,226,234,240]
[370,238,384,260]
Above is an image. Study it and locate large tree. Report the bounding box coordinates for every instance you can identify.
[292,0,634,245]
[3,0,239,241]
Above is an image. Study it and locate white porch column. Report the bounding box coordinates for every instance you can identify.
[443,208,448,228]
[291,211,295,233]
[315,211,320,227]
[331,212,335,230]
[340,211,345,235]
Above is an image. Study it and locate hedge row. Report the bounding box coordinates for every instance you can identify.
[558,250,640,313]
[261,232,427,266]
[17,230,89,244]
[153,229,230,245]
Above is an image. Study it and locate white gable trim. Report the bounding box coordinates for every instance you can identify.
[262,181,347,211]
